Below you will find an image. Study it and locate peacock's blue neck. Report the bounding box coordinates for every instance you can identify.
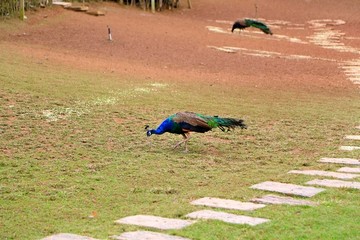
[151,118,173,135]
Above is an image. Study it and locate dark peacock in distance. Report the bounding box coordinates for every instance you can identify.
[231,18,273,35]
[145,111,247,151]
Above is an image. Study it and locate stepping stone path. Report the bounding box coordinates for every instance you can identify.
[186,210,270,226]
[288,169,360,179]
[41,233,98,240]
[337,167,360,173]
[190,197,266,211]
[112,231,190,240]
[344,135,360,140]
[319,157,360,165]
[339,146,360,151]
[115,215,196,230]
[251,194,318,206]
[53,0,105,16]
[307,179,360,190]
[250,181,325,197]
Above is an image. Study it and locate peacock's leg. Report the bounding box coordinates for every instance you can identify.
[173,133,187,149]
[183,133,191,152]
[173,133,190,151]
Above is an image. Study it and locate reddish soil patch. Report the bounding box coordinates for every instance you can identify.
[1,0,360,94]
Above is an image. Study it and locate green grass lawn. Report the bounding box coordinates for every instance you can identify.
[1,48,359,240]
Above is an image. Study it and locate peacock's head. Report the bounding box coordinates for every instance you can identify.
[145,125,152,137]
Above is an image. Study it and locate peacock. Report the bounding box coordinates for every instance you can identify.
[145,111,247,152]
[231,18,273,35]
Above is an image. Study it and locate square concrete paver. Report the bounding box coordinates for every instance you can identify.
[344,135,360,140]
[112,231,191,240]
[251,194,318,206]
[191,197,266,211]
[250,181,325,197]
[339,146,360,151]
[319,158,360,165]
[186,210,269,226]
[337,167,360,173]
[115,215,196,230]
[288,170,360,179]
[306,179,360,190]
[41,233,97,240]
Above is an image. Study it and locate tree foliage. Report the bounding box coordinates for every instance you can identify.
[1,0,50,18]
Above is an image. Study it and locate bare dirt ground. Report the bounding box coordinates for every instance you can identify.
[1,0,360,94]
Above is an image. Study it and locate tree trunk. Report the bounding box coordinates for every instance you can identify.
[151,0,155,13]
[19,0,25,20]
[187,0,192,9]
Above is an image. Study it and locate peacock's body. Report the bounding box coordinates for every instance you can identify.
[232,18,273,35]
[146,111,246,151]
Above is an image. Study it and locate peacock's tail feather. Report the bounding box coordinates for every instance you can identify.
[245,19,273,35]
[195,113,247,131]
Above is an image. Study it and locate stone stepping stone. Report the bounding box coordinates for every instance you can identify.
[41,233,97,240]
[86,10,105,16]
[306,179,360,190]
[319,158,360,165]
[115,215,196,230]
[190,197,266,211]
[344,135,360,140]
[251,194,318,206]
[339,146,360,151]
[186,210,269,226]
[338,167,360,173]
[66,5,89,12]
[250,181,325,197]
[53,2,72,7]
[112,231,190,240]
[288,169,360,179]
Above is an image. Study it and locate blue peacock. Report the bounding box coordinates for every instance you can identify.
[232,18,273,35]
[145,111,247,151]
